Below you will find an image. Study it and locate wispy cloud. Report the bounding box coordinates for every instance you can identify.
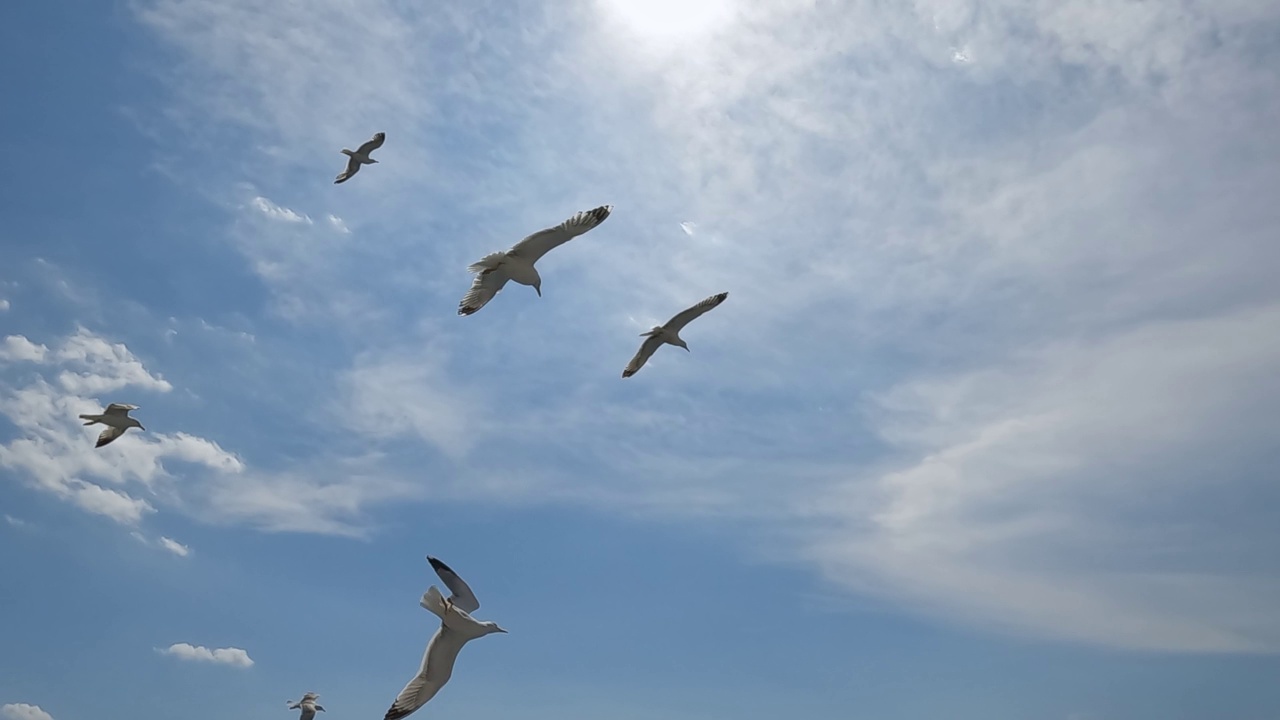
[157,536,190,556]
[130,0,1280,653]
[157,642,253,668]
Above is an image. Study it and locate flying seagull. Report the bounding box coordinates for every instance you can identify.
[78,403,145,448]
[382,556,507,720]
[623,292,729,378]
[287,693,325,720]
[334,131,386,184]
[458,205,612,316]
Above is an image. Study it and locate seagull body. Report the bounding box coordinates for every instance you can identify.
[458,205,612,315]
[334,132,386,184]
[287,692,325,720]
[383,557,507,720]
[77,403,144,447]
[623,292,729,378]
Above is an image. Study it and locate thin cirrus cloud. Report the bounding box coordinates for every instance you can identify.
[122,0,1280,655]
[157,643,254,668]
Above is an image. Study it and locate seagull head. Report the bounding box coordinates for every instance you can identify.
[485,621,509,635]
[129,418,145,430]
[676,338,690,352]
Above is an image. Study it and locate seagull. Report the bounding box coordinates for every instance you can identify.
[287,693,325,720]
[334,131,386,184]
[458,205,612,316]
[382,556,507,720]
[623,292,729,378]
[77,403,145,448]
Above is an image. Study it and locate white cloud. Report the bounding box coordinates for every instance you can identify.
[0,299,9,312]
[3,514,26,527]
[326,214,349,233]
[158,536,191,557]
[1,704,54,720]
[158,642,254,667]
[133,0,1280,653]
[807,304,1280,652]
[250,196,311,224]
[0,336,48,363]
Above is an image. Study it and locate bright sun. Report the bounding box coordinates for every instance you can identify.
[598,0,735,43]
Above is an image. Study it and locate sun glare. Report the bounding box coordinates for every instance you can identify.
[598,0,735,43]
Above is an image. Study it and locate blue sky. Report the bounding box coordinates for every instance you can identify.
[2,0,1280,719]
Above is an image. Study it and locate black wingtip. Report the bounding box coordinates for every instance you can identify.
[427,556,451,573]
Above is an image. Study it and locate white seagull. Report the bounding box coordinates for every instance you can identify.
[623,291,729,378]
[458,205,612,316]
[382,556,508,720]
[334,131,386,184]
[78,403,145,448]
[287,693,325,720]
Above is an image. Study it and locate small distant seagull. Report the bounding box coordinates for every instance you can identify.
[334,131,386,184]
[287,693,325,720]
[382,556,507,720]
[623,292,728,378]
[78,403,145,448]
[458,205,612,316]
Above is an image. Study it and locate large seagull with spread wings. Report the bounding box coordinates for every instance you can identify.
[382,556,508,720]
[458,205,612,315]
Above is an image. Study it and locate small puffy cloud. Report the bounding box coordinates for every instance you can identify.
[250,196,311,224]
[326,214,350,233]
[0,299,9,311]
[1,704,55,720]
[679,221,697,236]
[158,536,191,557]
[159,643,254,668]
[0,336,49,363]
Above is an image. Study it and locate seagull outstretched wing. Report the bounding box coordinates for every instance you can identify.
[509,206,612,264]
[622,335,664,378]
[457,269,510,316]
[356,132,386,155]
[428,556,480,613]
[664,292,728,332]
[96,425,126,448]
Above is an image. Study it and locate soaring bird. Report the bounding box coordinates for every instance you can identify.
[458,205,612,316]
[78,403,145,447]
[287,693,325,720]
[623,292,729,378]
[382,556,507,720]
[334,131,386,184]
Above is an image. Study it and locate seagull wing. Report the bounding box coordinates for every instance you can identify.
[509,205,612,264]
[428,556,480,613]
[384,626,466,720]
[663,292,729,333]
[356,131,386,155]
[96,425,126,448]
[457,268,510,316]
[104,403,138,416]
[622,334,664,378]
[334,155,361,184]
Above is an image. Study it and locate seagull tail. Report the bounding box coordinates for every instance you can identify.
[466,252,506,274]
